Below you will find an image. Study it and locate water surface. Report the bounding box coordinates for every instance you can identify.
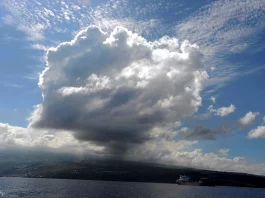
[1,177,265,198]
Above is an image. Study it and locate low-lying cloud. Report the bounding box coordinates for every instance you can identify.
[184,124,231,140]
[0,123,105,154]
[3,121,265,175]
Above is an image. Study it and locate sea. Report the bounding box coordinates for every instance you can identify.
[0,177,265,198]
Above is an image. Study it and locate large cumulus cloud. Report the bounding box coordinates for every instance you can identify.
[29,25,208,154]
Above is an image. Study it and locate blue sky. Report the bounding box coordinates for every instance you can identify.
[1,0,265,174]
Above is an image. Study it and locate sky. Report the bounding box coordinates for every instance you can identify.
[0,0,265,175]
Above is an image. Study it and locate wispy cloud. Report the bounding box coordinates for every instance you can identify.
[78,0,92,6]
[204,65,265,93]
[176,0,265,90]
[0,81,23,88]
[30,44,49,51]
[0,0,162,46]
[24,64,45,81]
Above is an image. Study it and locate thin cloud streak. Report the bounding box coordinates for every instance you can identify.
[176,0,265,91]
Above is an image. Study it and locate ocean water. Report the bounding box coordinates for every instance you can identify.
[0,177,265,198]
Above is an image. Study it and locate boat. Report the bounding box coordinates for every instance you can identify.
[176,175,215,186]
[176,175,190,184]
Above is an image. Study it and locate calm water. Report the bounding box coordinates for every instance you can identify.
[1,177,265,198]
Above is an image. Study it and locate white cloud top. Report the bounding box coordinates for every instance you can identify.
[239,111,260,126]
[210,96,216,103]
[216,104,236,117]
[248,126,265,139]
[209,104,236,117]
